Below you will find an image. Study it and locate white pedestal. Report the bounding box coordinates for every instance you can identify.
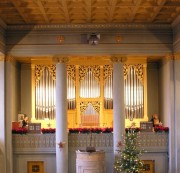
[76,150,106,173]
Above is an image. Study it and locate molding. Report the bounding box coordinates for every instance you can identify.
[53,55,69,64]
[172,15,180,28]
[6,44,173,57]
[111,56,127,63]
[6,23,172,31]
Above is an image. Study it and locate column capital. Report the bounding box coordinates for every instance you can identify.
[164,54,174,61]
[5,55,16,63]
[173,53,180,60]
[110,56,127,63]
[0,55,5,61]
[53,55,69,64]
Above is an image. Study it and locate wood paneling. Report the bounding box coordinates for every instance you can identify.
[0,0,179,25]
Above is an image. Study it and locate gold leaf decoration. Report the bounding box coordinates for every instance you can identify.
[103,65,112,81]
[67,65,76,81]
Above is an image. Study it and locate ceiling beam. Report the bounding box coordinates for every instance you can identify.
[10,0,29,24]
[128,0,142,22]
[0,18,7,29]
[108,0,117,22]
[149,0,167,22]
[60,0,70,23]
[86,0,91,23]
[33,0,49,24]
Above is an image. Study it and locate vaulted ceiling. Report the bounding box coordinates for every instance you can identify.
[0,0,179,25]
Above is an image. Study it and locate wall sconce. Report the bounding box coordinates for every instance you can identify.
[57,35,65,44]
[87,33,100,45]
[115,35,123,43]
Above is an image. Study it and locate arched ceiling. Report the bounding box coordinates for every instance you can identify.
[0,0,179,25]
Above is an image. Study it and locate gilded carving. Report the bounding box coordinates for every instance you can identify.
[80,101,100,113]
[91,65,100,81]
[79,66,89,81]
[53,56,69,63]
[103,65,112,81]
[91,101,100,113]
[111,56,127,63]
[80,101,89,113]
[79,65,100,82]
[35,65,45,84]
[134,64,144,82]
[123,64,131,78]
[47,65,56,81]
[124,64,144,83]
[35,65,56,83]
[67,65,76,81]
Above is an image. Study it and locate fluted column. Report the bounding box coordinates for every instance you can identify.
[55,57,68,173]
[159,55,174,127]
[171,54,180,173]
[0,55,5,173]
[159,55,175,172]
[5,56,19,173]
[111,56,126,153]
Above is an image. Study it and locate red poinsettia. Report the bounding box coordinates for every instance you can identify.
[68,127,113,134]
[154,126,169,132]
[12,128,28,134]
[41,128,56,134]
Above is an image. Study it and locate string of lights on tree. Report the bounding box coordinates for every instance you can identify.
[114,128,144,173]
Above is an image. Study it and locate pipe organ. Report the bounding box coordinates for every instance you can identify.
[32,62,147,128]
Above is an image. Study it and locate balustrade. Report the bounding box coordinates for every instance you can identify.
[12,132,168,153]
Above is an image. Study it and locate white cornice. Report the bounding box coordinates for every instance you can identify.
[6,43,173,57]
[172,15,180,28]
[6,23,172,31]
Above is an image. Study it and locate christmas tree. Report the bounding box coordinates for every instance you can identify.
[114,128,143,173]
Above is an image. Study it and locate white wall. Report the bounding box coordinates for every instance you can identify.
[147,62,160,119]
[21,64,32,118]
[12,148,168,173]
[13,154,56,173]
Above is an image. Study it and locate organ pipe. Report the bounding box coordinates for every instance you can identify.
[124,66,144,119]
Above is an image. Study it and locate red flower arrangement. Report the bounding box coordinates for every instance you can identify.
[68,127,113,134]
[12,128,28,134]
[154,126,169,132]
[41,128,56,134]
[12,126,169,135]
